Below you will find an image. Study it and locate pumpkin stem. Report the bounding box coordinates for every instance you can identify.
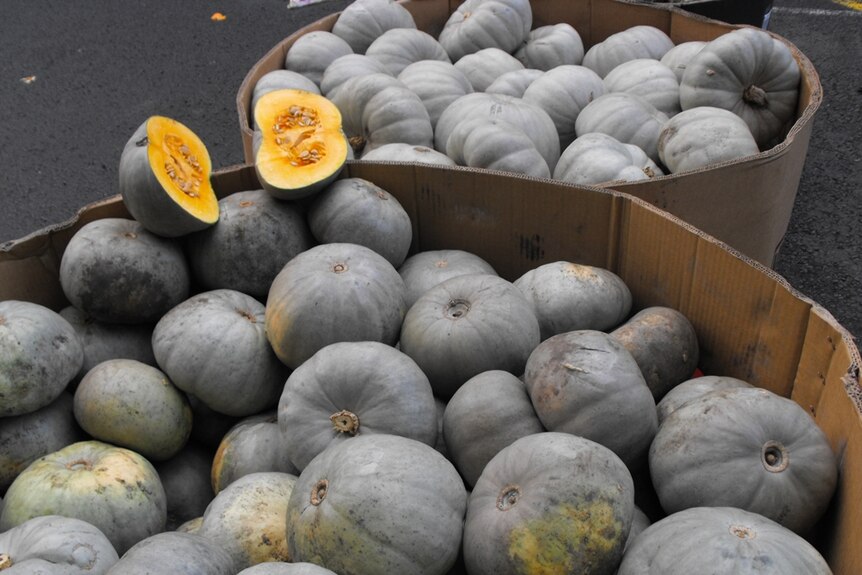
[0,553,12,570]
[743,84,768,108]
[761,440,789,473]
[330,410,360,435]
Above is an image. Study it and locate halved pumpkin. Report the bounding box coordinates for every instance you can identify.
[253,89,349,200]
[119,116,218,237]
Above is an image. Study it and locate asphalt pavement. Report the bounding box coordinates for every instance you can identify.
[1,0,860,340]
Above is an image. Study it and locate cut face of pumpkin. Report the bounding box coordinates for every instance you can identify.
[118,116,218,237]
[253,89,349,200]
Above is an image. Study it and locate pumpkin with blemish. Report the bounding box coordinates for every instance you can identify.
[253,89,350,200]
[463,432,634,575]
[0,440,167,555]
[119,116,218,237]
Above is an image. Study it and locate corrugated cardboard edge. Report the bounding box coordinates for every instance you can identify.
[1,162,858,571]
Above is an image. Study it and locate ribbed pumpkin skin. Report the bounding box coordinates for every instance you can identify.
[0,300,83,417]
[360,143,457,166]
[524,330,658,469]
[485,69,544,98]
[0,392,83,492]
[105,531,237,575]
[0,515,119,575]
[397,60,473,129]
[575,92,669,163]
[553,132,661,186]
[152,289,287,417]
[515,23,585,70]
[199,472,297,570]
[582,25,675,78]
[438,0,532,62]
[286,434,467,575]
[443,370,544,488]
[617,507,832,574]
[211,411,298,494]
[265,243,407,370]
[0,441,167,555]
[603,58,681,117]
[320,54,391,100]
[445,118,551,178]
[454,47,525,93]
[284,31,353,87]
[399,273,541,399]
[660,41,707,82]
[649,387,838,534]
[186,189,316,300]
[398,249,497,309]
[330,0,417,55]
[73,359,192,461]
[237,563,339,575]
[59,218,190,325]
[366,28,450,76]
[655,375,752,425]
[278,341,438,471]
[464,432,634,575]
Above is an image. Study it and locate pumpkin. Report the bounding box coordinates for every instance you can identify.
[625,506,652,553]
[198,472,297,569]
[252,70,320,125]
[185,189,316,300]
[0,440,167,555]
[582,25,675,78]
[253,89,350,200]
[610,306,700,400]
[397,249,497,309]
[59,306,156,385]
[445,117,551,178]
[484,68,544,98]
[265,242,407,370]
[366,28,450,76]
[658,106,761,173]
[522,64,607,155]
[307,177,412,268]
[319,53,391,99]
[360,143,458,166]
[513,260,633,340]
[453,47,525,93]
[655,374,752,425]
[211,411,298,494]
[278,341,438,470]
[649,386,838,534]
[152,289,288,417]
[553,132,662,185]
[0,515,118,574]
[659,40,707,82]
[187,394,241,451]
[73,358,192,461]
[59,218,190,325]
[463,432,634,575]
[330,0,417,55]
[523,330,658,470]
[118,116,218,237]
[399,273,540,399]
[106,531,237,575]
[0,392,82,493]
[603,58,681,117]
[155,442,215,530]
[236,564,339,575]
[438,0,533,62]
[0,300,83,417]
[575,92,669,163]
[331,73,434,156]
[176,517,203,534]
[617,507,832,574]
[442,370,544,488]
[396,60,474,129]
[679,27,801,149]
[284,31,353,87]
[434,92,560,173]
[515,23,585,70]
[286,434,467,575]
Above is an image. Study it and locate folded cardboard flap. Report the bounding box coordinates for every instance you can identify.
[0,163,859,572]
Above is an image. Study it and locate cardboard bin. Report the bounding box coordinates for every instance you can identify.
[0,162,860,573]
[235,0,821,268]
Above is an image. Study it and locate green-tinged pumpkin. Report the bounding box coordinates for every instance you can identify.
[118,116,218,237]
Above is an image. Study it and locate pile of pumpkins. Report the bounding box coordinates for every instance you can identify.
[250,0,802,191]
[0,1,832,574]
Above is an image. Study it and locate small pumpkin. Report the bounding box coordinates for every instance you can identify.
[660,40,707,82]
[603,58,681,117]
[0,300,83,417]
[445,117,551,178]
[397,60,474,129]
[284,31,353,87]
[514,23,585,70]
[397,249,497,309]
[253,89,350,200]
[438,0,533,62]
[236,564,339,575]
[366,28,450,76]
[484,68,544,98]
[118,116,218,237]
[319,53,391,99]
[655,374,752,425]
[554,132,662,185]
[330,0,417,55]
[582,25,675,78]
[0,515,119,574]
[106,531,237,575]
[453,47,525,92]
[575,91,669,163]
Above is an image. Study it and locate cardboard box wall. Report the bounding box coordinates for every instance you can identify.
[235,0,821,268]
[1,163,860,573]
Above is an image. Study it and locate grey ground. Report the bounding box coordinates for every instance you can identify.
[0,0,859,340]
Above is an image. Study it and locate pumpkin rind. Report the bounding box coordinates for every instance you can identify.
[660,40,707,82]
[253,89,349,200]
[284,31,353,87]
[0,300,83,417]
[330,0,417,55]
[236,564,339,575]
[118,116,218,237]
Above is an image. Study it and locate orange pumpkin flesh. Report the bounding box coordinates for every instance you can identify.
[253,89,348,199]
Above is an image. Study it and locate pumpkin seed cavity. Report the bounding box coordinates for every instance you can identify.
[163,133,204,199]
[274,105,326,167]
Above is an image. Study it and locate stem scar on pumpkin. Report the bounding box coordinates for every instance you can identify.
[0,553,12,570]
[311,479,329,506]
